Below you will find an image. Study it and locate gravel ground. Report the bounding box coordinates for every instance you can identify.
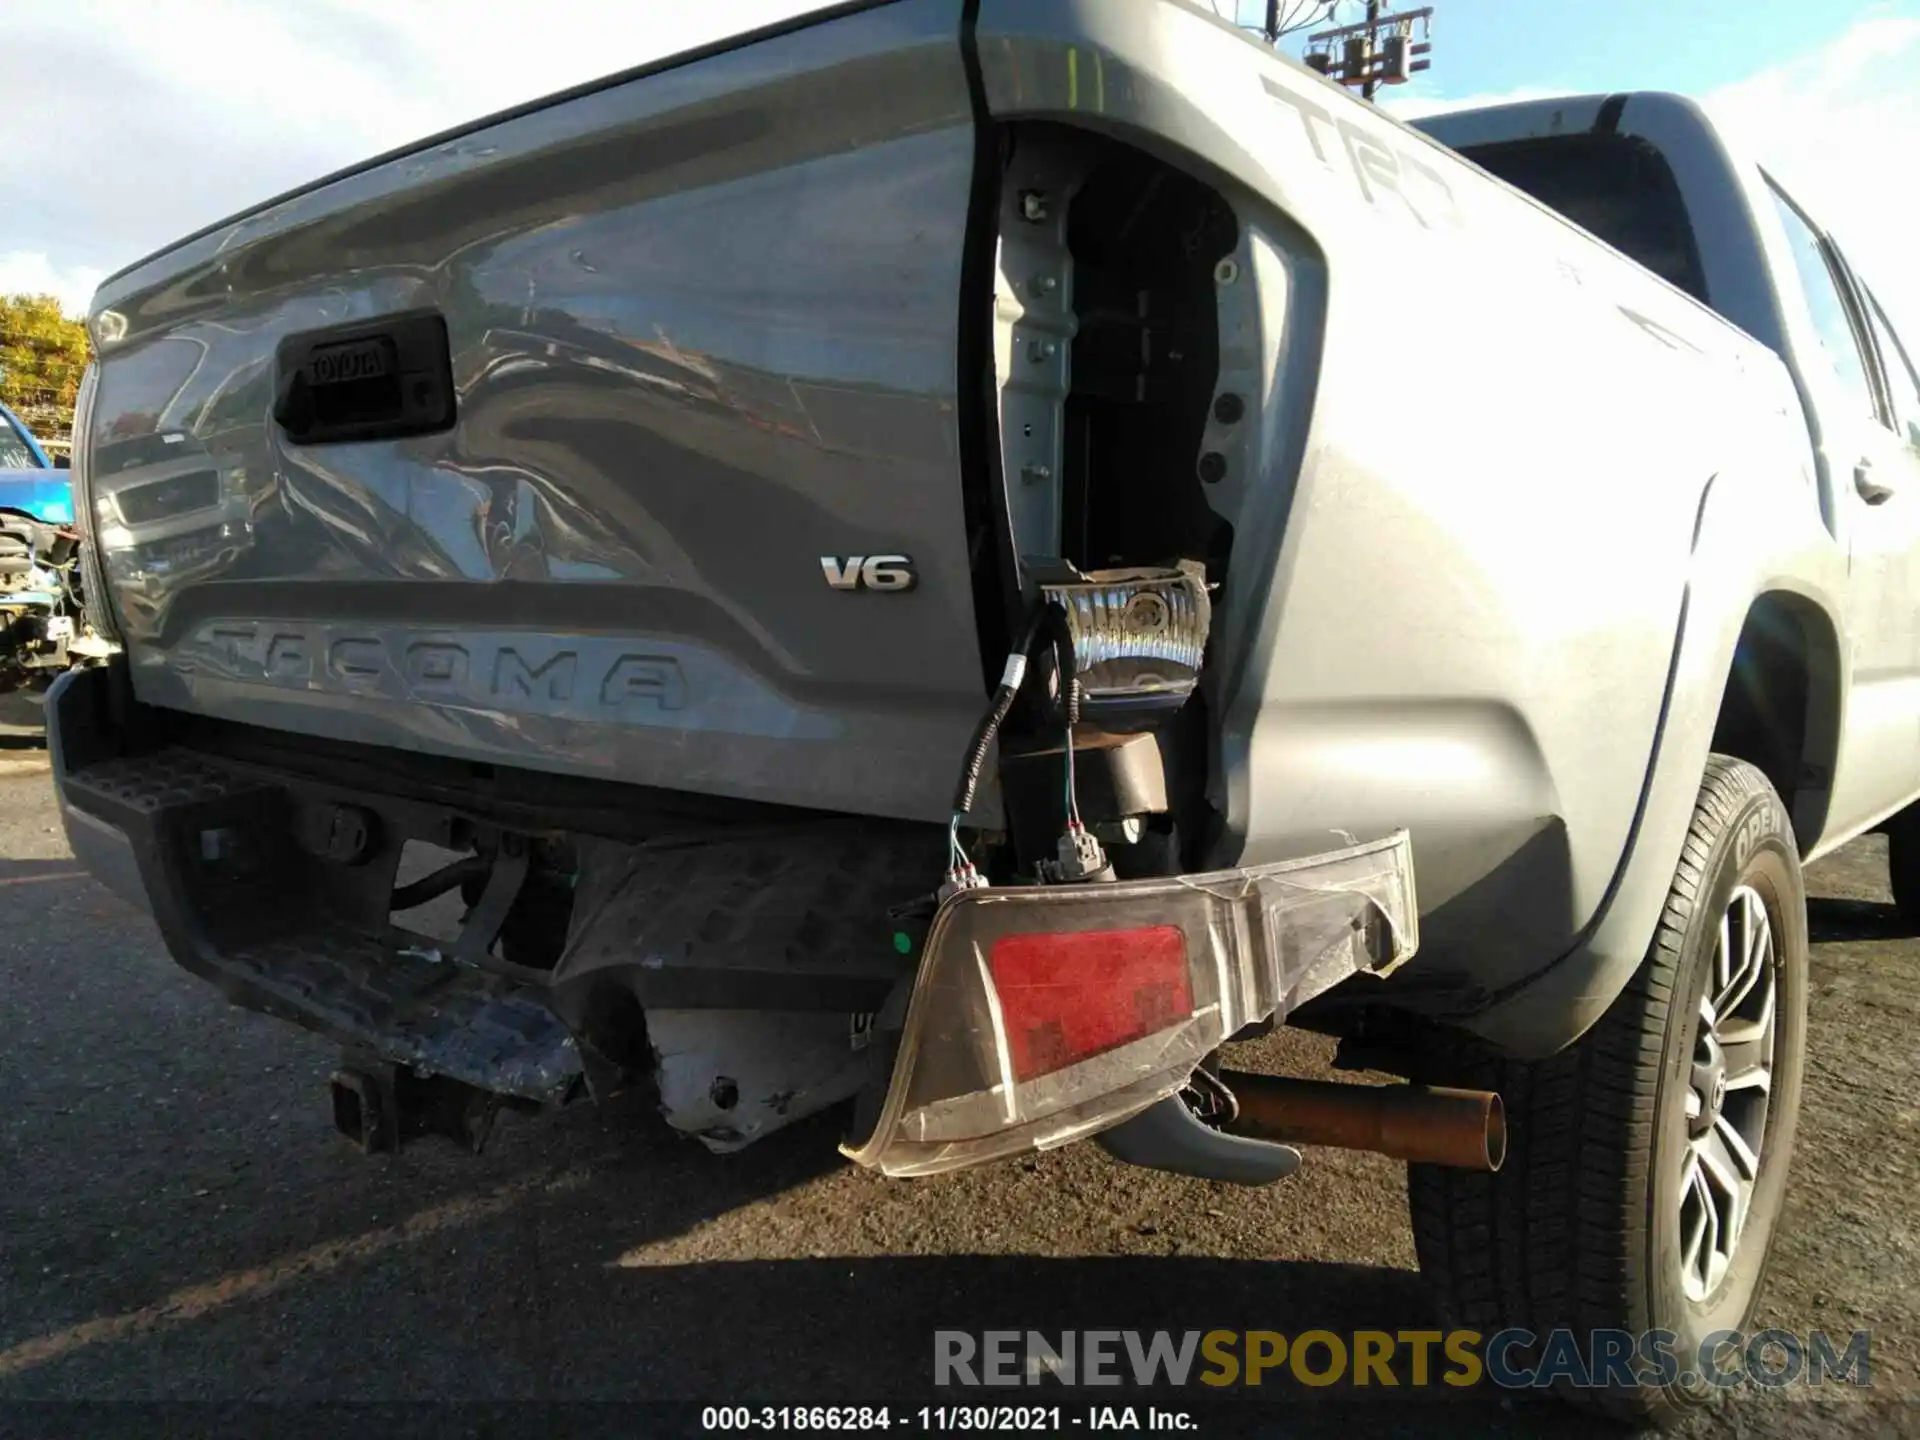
[0,752,1914,1438]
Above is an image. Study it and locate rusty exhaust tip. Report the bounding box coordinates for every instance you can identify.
[1218,1072,1506,1172]
[1484,1091,1508,1172]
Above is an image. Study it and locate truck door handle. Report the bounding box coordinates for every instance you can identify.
[1855,458,1895,505]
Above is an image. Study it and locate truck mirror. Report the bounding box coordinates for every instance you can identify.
[54,454,70,470]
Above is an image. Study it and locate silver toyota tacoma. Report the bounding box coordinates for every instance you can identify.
[49,0,1920,1420]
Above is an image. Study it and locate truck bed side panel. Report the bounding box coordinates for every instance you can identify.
[974,0,1812,1011]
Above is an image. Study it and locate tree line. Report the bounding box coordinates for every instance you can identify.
[1,293,92,448]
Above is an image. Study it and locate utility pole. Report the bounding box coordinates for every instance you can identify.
[1302,2,1433,99]
[1257,0,1337,45]
[1362,0,1381,100]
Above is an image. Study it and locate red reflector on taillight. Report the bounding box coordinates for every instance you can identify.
[987,925,1193,1082]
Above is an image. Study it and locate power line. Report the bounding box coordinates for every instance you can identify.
[1255,0,1344,43]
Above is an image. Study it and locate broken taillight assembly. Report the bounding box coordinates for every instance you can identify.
[843,829,1419,1178]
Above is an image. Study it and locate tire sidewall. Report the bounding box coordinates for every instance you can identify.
[1647,775,1808,1401]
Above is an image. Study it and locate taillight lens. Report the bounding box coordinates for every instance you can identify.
[989,925,1193,1082]
[843,829,1419,1178]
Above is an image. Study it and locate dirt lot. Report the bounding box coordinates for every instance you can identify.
[0,754,1914,1437]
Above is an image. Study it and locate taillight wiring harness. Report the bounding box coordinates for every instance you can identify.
[942,597,1109,898]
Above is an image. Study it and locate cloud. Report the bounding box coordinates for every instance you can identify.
[0,252,106,318]
[1703,13,1920,338]
[1378,15,1920,343]
[5,1,1917,346]
[0,0,830,312]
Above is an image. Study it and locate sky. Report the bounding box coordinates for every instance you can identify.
[2,0,1916,335]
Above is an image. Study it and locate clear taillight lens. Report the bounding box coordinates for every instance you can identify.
[843,829,1419,1178]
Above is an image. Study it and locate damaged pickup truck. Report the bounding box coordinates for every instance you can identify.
[51,0,1920,1419]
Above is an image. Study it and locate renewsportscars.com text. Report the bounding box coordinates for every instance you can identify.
[933,1328,1871,1391]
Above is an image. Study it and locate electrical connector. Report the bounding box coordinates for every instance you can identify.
[1044,821,1113,884]
[938,863,990,902]
[939,812,990,902]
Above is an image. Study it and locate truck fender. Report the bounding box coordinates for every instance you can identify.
[1462,443,1844,1057]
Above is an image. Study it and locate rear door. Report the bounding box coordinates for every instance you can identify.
[1853,280,1920,809]
[1855,283,1920,488]
[1765,181,1920,834]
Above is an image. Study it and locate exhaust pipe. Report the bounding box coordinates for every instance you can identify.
[1218,1071,1506,1172]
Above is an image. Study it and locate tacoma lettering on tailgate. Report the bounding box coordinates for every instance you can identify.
[181,623,689,716]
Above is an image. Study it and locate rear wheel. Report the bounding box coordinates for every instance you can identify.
[1408,755,1808,1422]
[1884,805,1920,931]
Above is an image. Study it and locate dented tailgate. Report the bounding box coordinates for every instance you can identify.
[80,0,987,823]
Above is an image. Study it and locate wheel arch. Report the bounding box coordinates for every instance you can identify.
[1706,588,1844,857]
[1459,445,1845,1059]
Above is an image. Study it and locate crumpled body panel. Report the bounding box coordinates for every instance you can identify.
[82,0,990,823]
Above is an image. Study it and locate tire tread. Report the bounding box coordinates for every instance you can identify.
[1408,756,1779,1422]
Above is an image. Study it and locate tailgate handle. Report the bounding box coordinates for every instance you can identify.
[273,309,456,445]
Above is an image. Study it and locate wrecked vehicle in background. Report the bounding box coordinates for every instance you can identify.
[0,400,114,731]
[47,0,1920,1421]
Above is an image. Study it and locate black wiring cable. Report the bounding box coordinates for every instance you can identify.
[950,597,1066,819]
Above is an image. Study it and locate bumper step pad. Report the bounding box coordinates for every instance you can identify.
[222,924,582,1103]
[53,721,582,1105]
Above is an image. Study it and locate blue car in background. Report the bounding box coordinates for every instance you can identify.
[1,400,107,732]
[0,399,76,524]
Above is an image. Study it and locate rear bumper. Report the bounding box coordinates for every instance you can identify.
[45,666,584,1105]
[57,797,150,911]
[49,664,1420,1174]
[45,673,147,908]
